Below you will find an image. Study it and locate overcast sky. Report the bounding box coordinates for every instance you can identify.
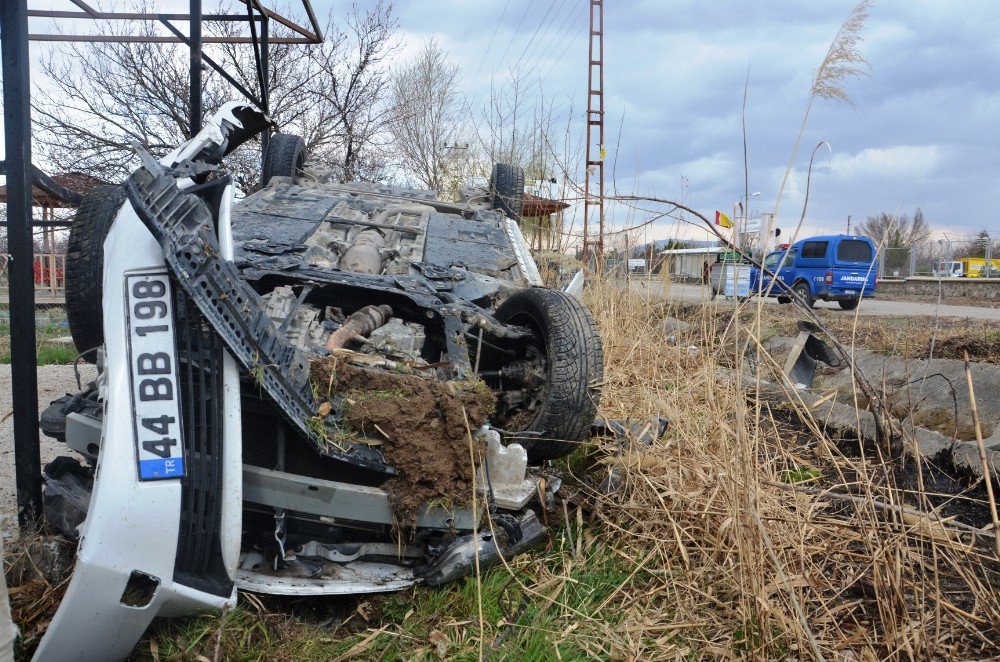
[370,0,1000,244]
[9,0,1000,245]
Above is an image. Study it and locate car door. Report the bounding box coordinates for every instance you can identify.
[779,251,797,288]
[757,252,781,292]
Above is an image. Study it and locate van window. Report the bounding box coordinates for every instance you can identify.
[783,253,795,268]
[801,241,828,259]
[763,253,780,270]
[837,239,873,262]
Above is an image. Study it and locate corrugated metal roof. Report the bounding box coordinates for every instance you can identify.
[659,246,725,255]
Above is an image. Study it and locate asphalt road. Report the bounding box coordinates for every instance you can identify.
[625,279,1000,321]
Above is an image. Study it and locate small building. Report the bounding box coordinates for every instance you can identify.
[0,169,107,303]
[521,191,570,252]
[659,246,725,282]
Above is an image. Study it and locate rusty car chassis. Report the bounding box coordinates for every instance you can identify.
[32,104,603,660]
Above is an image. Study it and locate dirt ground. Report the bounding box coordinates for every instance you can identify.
[668,301,1000,363]
[876,291,999,309]
[0,365,94,518]
[310,357,495,529]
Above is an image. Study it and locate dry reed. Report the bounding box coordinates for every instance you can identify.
[552,278,1000,659]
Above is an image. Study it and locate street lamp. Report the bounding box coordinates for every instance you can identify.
[985,231,993,278]
[937,234,953,277]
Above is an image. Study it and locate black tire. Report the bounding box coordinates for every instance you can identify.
[490,163,525,221]
[491,288,603,461]
[838,298,860,311]
[776,295,791,304]
[262,133,306,186]
[793,281,815,309]
[65,185,127,358]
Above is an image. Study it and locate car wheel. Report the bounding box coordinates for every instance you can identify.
[793,281,815,308]
[262,133,306,186]
[66,185,127,359]
[838,298,860,310]
[490,163,525,221]
[485,288,603,461]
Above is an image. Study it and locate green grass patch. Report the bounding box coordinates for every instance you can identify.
[141,527,651,660]
[780,467,823,484]
[0,323,77,365]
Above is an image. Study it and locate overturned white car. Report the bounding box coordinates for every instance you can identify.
[34,104,603,660]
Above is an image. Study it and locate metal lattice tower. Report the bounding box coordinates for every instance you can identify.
[583,0,604,265]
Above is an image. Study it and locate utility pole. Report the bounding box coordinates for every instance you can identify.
[583,0,604,267]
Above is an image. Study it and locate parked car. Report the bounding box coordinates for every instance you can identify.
[33,103,603,660]
[750,235,877,310]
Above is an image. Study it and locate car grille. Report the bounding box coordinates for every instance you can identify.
[172,290,233,598]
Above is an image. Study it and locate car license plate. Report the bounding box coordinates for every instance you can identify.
[844,289,856,295]
[125,271,185,480]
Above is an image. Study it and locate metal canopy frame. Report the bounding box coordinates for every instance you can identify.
[1,0,321,527]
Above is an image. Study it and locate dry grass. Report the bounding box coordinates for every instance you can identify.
[567,279,1000,658]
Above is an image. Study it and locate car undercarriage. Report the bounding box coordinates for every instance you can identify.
[33,104,603,659]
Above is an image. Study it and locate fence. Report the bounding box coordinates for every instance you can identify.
[877,236,998,279]
[0,251,67,304]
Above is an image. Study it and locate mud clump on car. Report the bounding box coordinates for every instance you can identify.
[310,357,496,529]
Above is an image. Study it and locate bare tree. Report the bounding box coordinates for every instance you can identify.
[858,208,931,273]
[31,1,399,192]
[859,208,932,247]
[32,17,226,185]
[471,73,585,253]
[388,39,461,194]
[308,1,399,182]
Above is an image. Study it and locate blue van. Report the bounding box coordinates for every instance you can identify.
[750,235,877,310]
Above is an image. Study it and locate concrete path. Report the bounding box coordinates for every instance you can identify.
[626,279,1000,321]
[0,365,94,517]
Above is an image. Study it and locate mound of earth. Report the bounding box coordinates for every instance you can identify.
[311,357,496,529]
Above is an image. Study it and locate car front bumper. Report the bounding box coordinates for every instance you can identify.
[35,190,243,662]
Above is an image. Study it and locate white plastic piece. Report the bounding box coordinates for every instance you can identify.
[477,428,538,511]
[217,180,244,579]
[162,101,263,166]
[236,562,416,596]
[504,219,544,286]
[564,269,585,299]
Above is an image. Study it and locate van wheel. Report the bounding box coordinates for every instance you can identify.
[793,281,815,308]
[776,295,791,304]
[838,298,860,311]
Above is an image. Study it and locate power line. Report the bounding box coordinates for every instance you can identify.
[469,0,512,85]
[507,0,568,77]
